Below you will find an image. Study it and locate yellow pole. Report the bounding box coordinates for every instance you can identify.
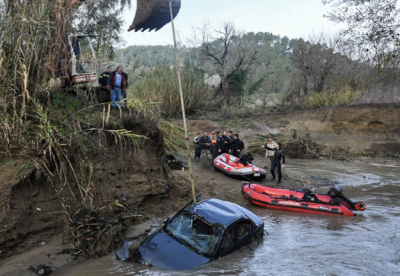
[187,153,197,204]
[169,0,188,139]
[169,0,196,204]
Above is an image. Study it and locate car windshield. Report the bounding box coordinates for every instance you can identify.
[166,212,223,257]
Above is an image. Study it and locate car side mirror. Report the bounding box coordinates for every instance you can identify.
[163,216,170,225]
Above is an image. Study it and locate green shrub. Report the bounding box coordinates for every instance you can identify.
[128,64,213,117]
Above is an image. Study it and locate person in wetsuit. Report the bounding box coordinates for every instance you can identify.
[261,143,285,184]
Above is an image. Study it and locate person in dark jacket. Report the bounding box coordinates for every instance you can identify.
[98,66,111,87]
[229,134,244,157]
[199,131,211,159]
[228,130,234,143]
[193,133,202,160]
[214,131,222,158]
[210,131,218,160]
[217,131,230,154]
[107,66,128,108]
[119,67,129,103]
[261,143,285,184]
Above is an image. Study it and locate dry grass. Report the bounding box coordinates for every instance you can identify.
[358,87,400,104]
[301,88,363,109]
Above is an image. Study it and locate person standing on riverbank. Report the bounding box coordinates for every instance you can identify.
[199,131,211,160]
[229,134,245,157]
[228,131,234,143]
[261,143,285,184]
[210,131,218,160]
[193,133,202,160]
[107,66,127,108]
[265,137,278,168]
[214,131,222,157]
[218,131,230,154]
[120,67,129,105]
[98,66,111,87]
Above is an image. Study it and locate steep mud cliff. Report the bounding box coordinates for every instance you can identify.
[0,115,192,264]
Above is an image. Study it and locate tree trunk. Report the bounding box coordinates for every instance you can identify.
[303,75,308,96]
[222,72,230,103]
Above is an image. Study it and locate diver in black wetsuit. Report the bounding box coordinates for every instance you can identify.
[261,143,285,184]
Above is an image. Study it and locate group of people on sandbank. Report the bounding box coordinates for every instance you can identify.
[193,131,286,184]
[193,130,244,160]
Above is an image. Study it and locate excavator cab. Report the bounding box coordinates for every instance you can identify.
[67,35,97,84]
[129,0,181,32]
[54,0,180,86]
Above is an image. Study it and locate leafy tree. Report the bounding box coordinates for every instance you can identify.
[76,0,132,58]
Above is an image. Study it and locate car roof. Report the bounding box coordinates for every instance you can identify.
[186,198,259,227]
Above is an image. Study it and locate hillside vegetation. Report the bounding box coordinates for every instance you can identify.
[111,29,400,113]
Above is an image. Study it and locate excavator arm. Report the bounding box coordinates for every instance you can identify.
[128,0,181,32]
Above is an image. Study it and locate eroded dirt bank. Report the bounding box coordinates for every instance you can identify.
[182,103,400,158]
[278,104,400,157]
[0,115,194,275]
[1,103,399,275]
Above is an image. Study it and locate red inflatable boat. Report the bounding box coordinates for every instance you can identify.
[242,183,366,216]
[213,153,266,181]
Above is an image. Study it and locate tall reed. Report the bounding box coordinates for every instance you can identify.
[129,64,214,117]
[0,1,176,259]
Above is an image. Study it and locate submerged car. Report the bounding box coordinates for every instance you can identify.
[135,196,264,270]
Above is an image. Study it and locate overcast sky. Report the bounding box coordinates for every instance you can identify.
[121,0,342,46]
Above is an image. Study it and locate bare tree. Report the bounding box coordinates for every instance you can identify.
[291,33,341,94]
[323,0,400,68]
[192,20,257,103]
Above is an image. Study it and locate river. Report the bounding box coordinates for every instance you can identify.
[54,159,400,275]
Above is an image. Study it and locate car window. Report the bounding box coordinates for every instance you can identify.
[166,212,223,257]
[234,222,251,240]
[217,221,251,256]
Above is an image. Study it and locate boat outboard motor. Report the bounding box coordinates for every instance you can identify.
[327,185,343,198]
[327,185,366,211]
[239,153,253,166]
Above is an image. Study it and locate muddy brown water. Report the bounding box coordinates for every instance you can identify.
[55,159,400,275]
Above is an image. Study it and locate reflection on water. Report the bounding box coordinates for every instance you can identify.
[55,159,400,275]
